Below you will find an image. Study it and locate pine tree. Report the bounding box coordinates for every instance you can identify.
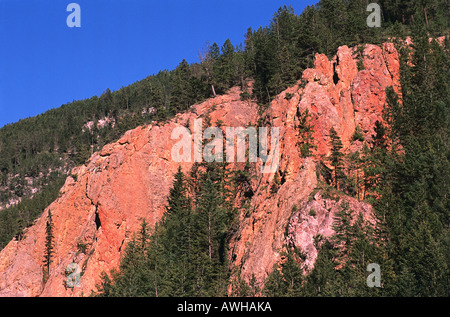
[230,270,261,297]
[160,166,194,296]
[263,248,305,297]
[199,41,218,97]
[297,109,316,158]
[302,236,341,296]
[169,60,193,114]
[328,127,345,190]
[370,21,450,296]
[102,219,153,296]
[346,150,363,199]
[43,210,54,283]
[191,164,233,296]
[331,202,354,264]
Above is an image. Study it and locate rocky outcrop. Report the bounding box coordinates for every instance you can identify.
[0,87,259,297]
[228,43,399,284]
[0,43,400,296]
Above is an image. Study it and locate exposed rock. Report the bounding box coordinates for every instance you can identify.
[228,43,399,285]
[0,87,259,297]
[0,42,400,296]
[286,192,373,271]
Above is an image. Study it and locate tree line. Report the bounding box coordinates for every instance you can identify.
[0,1,448,296]
[97,9,448,296]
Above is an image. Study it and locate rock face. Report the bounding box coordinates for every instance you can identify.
[229,43,398,283]
[0,87,259,297]
[0,43,400,296]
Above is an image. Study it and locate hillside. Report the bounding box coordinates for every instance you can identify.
[0,1,448,297]
[1,0,448,247]
[0,40,434,296]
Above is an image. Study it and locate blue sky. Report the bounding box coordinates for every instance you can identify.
[0,0,317,128]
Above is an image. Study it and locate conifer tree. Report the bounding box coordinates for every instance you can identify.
[161,166,194,296]
[346,150,363,199]
[297,109,316,158]
[190,163,234,296]
[331,202,354,262]
[169,60,193,114]
[103,219,153,296]
[301,236,341,296]
[328,127,345,190]
[263,248,305,297]
[43,210,54,283]
[371,20,449,296]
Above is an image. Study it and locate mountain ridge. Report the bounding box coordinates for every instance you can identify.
[0,41,400,296]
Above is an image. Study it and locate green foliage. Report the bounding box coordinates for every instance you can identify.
[328,127,346,190]
[97,163,237,297]
[0,177,65,249]
[1,0,449,297]
[0,35,244,251]
[297,109,316,158]
[300,203,390,297]
[230,271,261,297]
[239,90,252,101]
[357,58,365,71]
[373,28,450,296]
[270,172,281,194]
[263,248,305,297]
[302,26,449,297]
[284,92,294,100]
[43,210,54,284]
[352,125,365,142]
[379,0,449,33]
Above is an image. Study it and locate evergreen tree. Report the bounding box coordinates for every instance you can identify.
[297,109,316,158]
[43,210,54,283]
[103,219,153,296]
[302,236,341,296]
[346,149,363,199]
[328,127,345,190]
[190,163,234,296]
[160,166,194,296]
[263,248,305,297]
[331,202,354,263]
[360,120,390,200]
[371,22,449,296]
[9,0,447,298]
[169,60,193,114]
[199,41,218,97]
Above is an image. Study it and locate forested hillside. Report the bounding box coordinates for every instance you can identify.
[95,1,448,297]
[0,0,448,296]
[97,32,449,297]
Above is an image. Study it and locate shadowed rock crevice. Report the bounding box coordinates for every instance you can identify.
[332,55,340,85]
[94,211,101,230]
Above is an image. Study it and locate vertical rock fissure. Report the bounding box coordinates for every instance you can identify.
[84,176,101,231]
[333,63,339,85]
[332,55,340,85]
[94,210,101,230]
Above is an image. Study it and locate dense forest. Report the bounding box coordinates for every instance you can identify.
[0,0,449,296]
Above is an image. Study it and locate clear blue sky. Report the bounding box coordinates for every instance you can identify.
[0,0,317,128]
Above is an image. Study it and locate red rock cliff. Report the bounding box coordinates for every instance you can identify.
[0,43,399,296]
